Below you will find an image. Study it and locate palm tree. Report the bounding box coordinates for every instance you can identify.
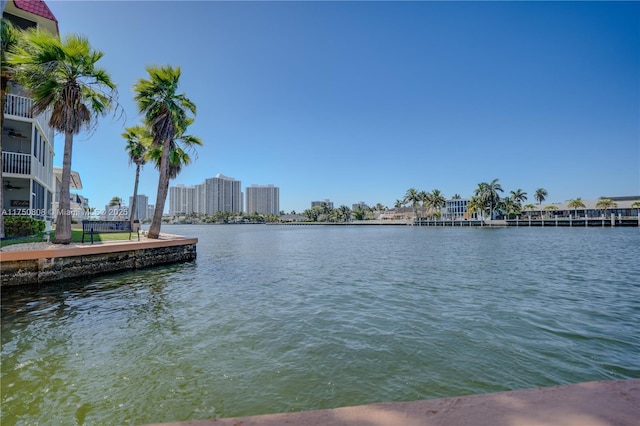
[543,205,558,218]
[123,125,150,225]
[427,189,446,218]
[1,19,21,238]
[510,189,528,205]
[523,203,536,219]
[134,65,196,239]
[595,198,617,217]
[339,205,351,222]
[418,190,429,220]
[108,196,123,220]
[475,179,503,219]
[500,196,521,219]
[8,30,117,244]
[632,201,640,217]
[403,188,421,222]
[466,196,485,220]
[566,197,586,218]
[535,188,548,205]
[145,119,202,181]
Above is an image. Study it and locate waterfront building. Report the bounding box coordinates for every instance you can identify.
[129,194,149,220]
[445,198,472,220]
[51,167,87,222]
[311,199,334,209]
[246,184,279,215]
[169,174,243,216]
[2,0,59,225]
[203,174,242,214]
[169,184,197,216]
[524,196,640,219]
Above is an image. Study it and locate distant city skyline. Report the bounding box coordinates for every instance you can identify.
[45,1,639,213]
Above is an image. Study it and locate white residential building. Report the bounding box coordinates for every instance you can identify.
[169,174,243,216]
[2,0,59,226]
[51,167,88,221]
[129,194,149,220]
[246,184,279,215]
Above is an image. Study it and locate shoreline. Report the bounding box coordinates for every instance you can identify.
[0,233,197,286]
[144,379,640,426]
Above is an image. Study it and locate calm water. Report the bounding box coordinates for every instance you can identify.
[2,225,639,425]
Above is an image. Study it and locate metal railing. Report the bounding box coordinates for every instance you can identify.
[2,152,31,175]
[4,93,55,144]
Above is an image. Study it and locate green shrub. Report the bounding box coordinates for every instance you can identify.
[4,216,46,238]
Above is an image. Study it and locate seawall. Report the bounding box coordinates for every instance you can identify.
[145,379,639,426]
[0,236,197,287]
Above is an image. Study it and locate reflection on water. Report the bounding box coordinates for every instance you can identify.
[2,226,639,424]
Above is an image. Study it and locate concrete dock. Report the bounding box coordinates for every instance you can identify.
[145,379,639,426]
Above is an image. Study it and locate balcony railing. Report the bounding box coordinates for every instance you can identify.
[4,93,55,144]
[2,152,31,175]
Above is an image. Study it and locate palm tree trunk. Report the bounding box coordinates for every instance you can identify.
[129,163,140,225]
[148,139,170,239]
[54,132,74,244]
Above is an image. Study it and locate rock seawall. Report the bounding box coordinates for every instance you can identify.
[1,239,197,286]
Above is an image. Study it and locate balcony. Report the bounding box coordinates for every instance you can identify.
[2,151,52,188]
[2,151,31,175]
[3,93,55,143]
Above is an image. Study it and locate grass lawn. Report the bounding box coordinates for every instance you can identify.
[1,229,136,248]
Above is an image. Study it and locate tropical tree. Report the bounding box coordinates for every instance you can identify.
[394,199,403,209]
[123,125,150,225]
[403,188,421,221]
[535,188,548,205]
[426,189,446,219]
[566,197,586,218]
[466,196,486,220]
[632,201,640,217]
[8,30,117,243]
[1,19,21,239]
[145,118,202,180]
[134,65,196,239]
[500,196,521,219]
[303,206,322,222]
[475,179,503,219]
[523,204,536,219]
[353,205,366,220]
[338,205,351,222]
[418,190,429,220]
[543,205,558,218]
[510,189,528,205]
[595,198,617,217]
[108,196,123,220]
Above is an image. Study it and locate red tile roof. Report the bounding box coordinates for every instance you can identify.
[12,0,58,23]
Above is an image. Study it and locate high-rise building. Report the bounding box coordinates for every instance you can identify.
[203,174,242,214]
[352,201,368,211]
[169,185,197,215]
[129,194,149,220]
[246,184,279,215]
[311,199,334,209]
[169,174,242,216]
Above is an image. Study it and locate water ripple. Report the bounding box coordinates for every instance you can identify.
[2,225,639,424]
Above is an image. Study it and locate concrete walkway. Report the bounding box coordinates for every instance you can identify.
[145,379,639,426]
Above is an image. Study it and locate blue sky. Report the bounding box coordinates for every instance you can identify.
[45,1,639,213]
